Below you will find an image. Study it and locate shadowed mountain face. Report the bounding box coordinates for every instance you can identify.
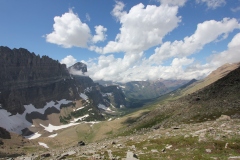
[0,46,79,114]
[0,127,10,139]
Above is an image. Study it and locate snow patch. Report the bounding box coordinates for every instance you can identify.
[119,85,125,89]
[84,87,92,92]
[73,106,84,111]
[120,105,125,108]
[98,104,114,112]
[25,132,42,140]
[41,121,99,132]
[70,114,89,123]
[40,123,79,133]
[48,133,58,138]
[80,93,88,100]
[38,142,49,148]
[0,99,72,134]
[102,92,113,97]
[98,104,108,110]
[134,84,139,87]
[108,118,112,121]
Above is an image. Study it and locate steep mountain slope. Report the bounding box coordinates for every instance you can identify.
[126,63,240,131]
[181,63,240,96]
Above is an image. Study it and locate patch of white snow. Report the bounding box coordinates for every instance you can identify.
[38,142,49,148]
[119,85,125,89]
[98,104,108,110]
[80,93,88,100]
[0,99,72,134]
[48,133,58,138]
[40,123,79,133]
[102,92,113,97]
[75,107,84,111]
[25,132,42,140]
[134,84,139,87]
[70,114,89,123]
[84,87,92,92]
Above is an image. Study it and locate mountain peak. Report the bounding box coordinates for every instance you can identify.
[68,62,87,75]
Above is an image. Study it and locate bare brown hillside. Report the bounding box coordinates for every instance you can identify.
[182,62,240,95]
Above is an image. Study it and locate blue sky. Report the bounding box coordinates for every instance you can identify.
[0,0,240,82]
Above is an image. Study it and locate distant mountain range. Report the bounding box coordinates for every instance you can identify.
[96,79,191,100]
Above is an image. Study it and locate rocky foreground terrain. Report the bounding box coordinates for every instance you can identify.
[8,115,240,160]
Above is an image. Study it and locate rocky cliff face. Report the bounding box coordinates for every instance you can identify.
[0,46,79,115]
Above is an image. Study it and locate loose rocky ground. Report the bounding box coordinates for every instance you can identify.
[9,115,240,160]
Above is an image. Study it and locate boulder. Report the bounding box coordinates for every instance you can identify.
[78,141,85,146]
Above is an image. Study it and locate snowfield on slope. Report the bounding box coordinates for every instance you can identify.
[0,99,72,134]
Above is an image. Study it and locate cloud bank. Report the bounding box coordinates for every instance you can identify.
[101,2,181,54]
[54,1,240,83]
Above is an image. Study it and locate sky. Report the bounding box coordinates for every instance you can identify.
[0,0,240,83]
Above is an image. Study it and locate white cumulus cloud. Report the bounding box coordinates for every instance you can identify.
[45,9,91,48]
[92,25,107,43]
[208,32,240,66]
[87,52,144,82]
[86,18,240,82]
[60,55,77,67]
[149,18,240,64]
[101,2,181,54]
